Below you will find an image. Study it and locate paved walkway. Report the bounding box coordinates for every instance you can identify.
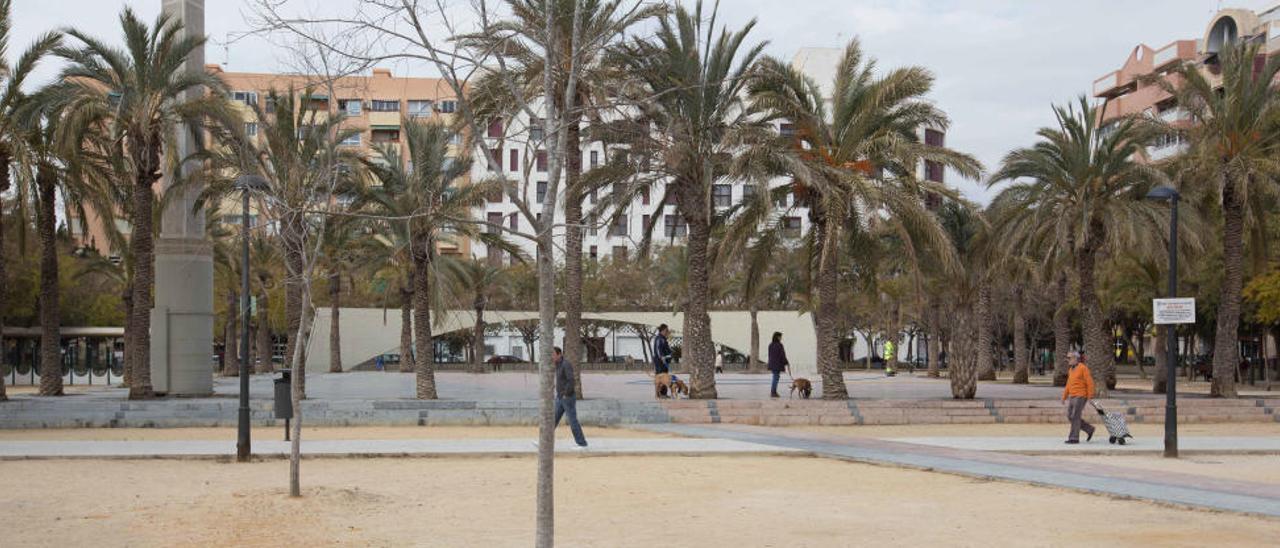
[890,436,1280,454]
[640,424,1280,518]
[0,437,802,459]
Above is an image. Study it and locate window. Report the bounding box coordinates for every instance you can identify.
[773,190,789,207]
[609,215,628,237]
[742,184,757,202]
[537,181,547,203]
[612,246,627,260]
[530,118,544,141]
[779,123,796,137]
[589,188,597,205]
[535,150,548,172]
[587,212,597,236]
[407,100,434,117]
[370,99,400,112]
[509,149,519,172]
[589,150,599,169]
[487,180,503,203]
[663,215,687,238]
[371,129,400,143]
[642,215,651,232]
[265,96,277,114]
[245,122,258,137]
[712,184,732,207]
[589,245,598,262]
[783,216,802,238]
[487,118,503,138]
[438,100,457,113]
[340,132,361,146]
[641,187,650,206]
[338,99,362,115]
[487,212,503,234]
[925,160,943,183]
[509,213,518,231]
[231,90,258,106]
[489,148,502,172]
[924,128,944,147]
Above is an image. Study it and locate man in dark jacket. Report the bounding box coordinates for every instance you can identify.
[767,332,789,398]
[553,346,588,448]
[652,324,673,374]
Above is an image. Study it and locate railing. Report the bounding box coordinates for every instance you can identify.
[1093,71,1121,96]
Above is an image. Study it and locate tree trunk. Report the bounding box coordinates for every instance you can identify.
[127,154,158,399]
[282,212,307,396]
[1077,231,1112,396]
[811,206,848,399]
[222,289,239,376]
[681,201,717,399]
[288,281,313,498]
[975,282,995,382]
[399,279,416,373]
[256,288,273,373]
[36,165,62,396]
[748,306,760,371]
[121,285,133,386]
[950,308,977,398]
[411,245,437,399]
[562,113,586,398]
[472,298,486,374]
[328,272,342,373]
[1052,274,1070,386]
[927,300,941,378]
[1012,285,1029,384]
[1211,181,1244,397]
[0,151,9,400]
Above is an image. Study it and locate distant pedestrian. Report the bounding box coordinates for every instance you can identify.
[375,354,385,371]
[553,346,588,449]
[714,348,724,374]
[653,324,673,375]
[1061,351,1096,444]
[767,332,789,398]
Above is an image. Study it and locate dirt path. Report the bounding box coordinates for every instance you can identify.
[3,456,1277,547]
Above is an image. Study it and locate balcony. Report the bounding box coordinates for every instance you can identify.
[368,110,401,127]
[1093,71,1122,97]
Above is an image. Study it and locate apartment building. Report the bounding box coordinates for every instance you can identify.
[1092,5,1280,160]
[470,47,949,265]
[69,66,469,259]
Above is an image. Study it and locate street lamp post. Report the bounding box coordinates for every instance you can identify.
[1146,185,1180,458]
[235,175,267,462]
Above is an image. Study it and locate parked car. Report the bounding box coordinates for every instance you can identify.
[486,355,527,364]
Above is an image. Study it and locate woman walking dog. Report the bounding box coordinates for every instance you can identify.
[767,332,790,398]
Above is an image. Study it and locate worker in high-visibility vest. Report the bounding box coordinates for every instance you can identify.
[884,340,896,376]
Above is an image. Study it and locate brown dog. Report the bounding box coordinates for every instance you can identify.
[671,378,689,398]
[790,378,812,399]
[653,373,675,399]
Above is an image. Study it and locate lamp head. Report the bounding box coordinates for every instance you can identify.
[1145,185,1180,202]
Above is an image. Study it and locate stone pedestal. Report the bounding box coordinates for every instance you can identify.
[151,0,213,396]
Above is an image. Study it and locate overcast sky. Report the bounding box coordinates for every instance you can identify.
[10,0,1277,202]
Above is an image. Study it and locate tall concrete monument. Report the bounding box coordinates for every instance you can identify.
[152,0,214,396]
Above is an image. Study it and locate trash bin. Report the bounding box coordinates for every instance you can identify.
[274,370,293,420]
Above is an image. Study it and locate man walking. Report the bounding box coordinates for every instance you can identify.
[652,324,673,374]
[553,346,588,449]
[767,332,789,398]
[1061,351,1096,444]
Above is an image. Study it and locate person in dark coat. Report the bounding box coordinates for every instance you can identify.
[553,346,588,448]
[767,332,789,398]
[652,324,673,374]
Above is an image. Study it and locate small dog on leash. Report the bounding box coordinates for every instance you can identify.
[671,377,689,398]
[790,378,813,399]
[653,373,675,399]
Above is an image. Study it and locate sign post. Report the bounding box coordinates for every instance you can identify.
[1153,297,1193,458]
[1153,298,1196,326]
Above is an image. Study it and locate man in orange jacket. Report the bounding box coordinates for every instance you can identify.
[1061,351,1096,444]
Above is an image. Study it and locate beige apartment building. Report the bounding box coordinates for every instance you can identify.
[70,66,470,259]
[1092,5,1280,159]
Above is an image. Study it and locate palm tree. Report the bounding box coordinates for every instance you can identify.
[0,0,60,399]
[250,234,280,374]
[735,40,981,398]
[1153,42,1280,397]
[364,119,490,399]
[211,214,242,377]
[989,97,1164,396]
[598,1,768,398]
[452,259,510,373]
[319,217,364,374]
[935,200,985,398]
[363,229,417,373]
[466,0,662,396]
[48,8,235,399]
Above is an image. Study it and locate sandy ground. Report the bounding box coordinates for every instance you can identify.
[3,456,1278,547]
[793,422,1280,438]
[1057,455,1280,485]
[0,426,670,441]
